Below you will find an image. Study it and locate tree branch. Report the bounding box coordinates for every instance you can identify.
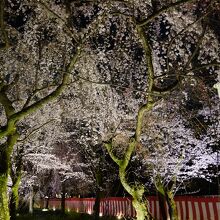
[36,0,79,43]
[0,87,16,118]
[0,46,81,139]
[184,23,207,69]
[166,8,212,72]
[186,62,220,74]
[135,26,155,142]
[17,119,56,143]
[122,138,136,169]
[104,142,123,166]
[138,0,194,26]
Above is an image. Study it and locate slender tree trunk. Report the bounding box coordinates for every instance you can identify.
[45,197,49,209]
[29,186,33,214]
[61,183,66,214]
[155,176,179,220]
[93,169,103,220]
[93,188,101,219]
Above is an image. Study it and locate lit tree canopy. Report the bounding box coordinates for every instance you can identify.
[0,0,220,220]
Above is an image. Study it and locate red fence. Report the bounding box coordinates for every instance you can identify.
[42,196,220,220]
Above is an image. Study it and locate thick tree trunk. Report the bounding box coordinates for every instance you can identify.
[119,167,153,220]
[132,197,149,220]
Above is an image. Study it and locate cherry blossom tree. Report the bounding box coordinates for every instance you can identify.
[103,0,220,219]
[1,1,219,220]
[133,96,219,220]
[0,0,105,218]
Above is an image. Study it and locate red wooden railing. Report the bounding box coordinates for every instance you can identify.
[41,196,220,220]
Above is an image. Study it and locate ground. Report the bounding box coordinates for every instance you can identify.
[16,210,122,220]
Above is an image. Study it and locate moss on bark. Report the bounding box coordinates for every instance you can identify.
[106,140,153,220]
[10,158,22,220]
[9,184,20,220]
[0,175,10,220]
[0,43,81,219]
[155,176,179,220]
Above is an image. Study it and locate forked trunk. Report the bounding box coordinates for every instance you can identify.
[119,167,153,220]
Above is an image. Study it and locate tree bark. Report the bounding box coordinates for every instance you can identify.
[0,145,13,220]
[0,174,10,220]
[132,197,149,220]
[119,167,153,220]
[155,177,179,220]
[165,191,178,220]
[105,140,153,220]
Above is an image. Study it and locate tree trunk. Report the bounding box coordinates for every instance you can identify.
[9,186,19,220]
[93,188,101,219]
[0,146,11,220]
[132,197,149,220]
[0,174,10,220]
[157,192,168,220]
[9,152,22,220]
[105,140,153,220]
[45,197,49,209]
[93,169,103,220]
[165,191,178,220]
[119,167,153,220]
[155,176,179,220]
[61,183,66,214]
[29,186,33,214]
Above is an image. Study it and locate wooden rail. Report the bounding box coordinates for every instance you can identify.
[41,196,220,220]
